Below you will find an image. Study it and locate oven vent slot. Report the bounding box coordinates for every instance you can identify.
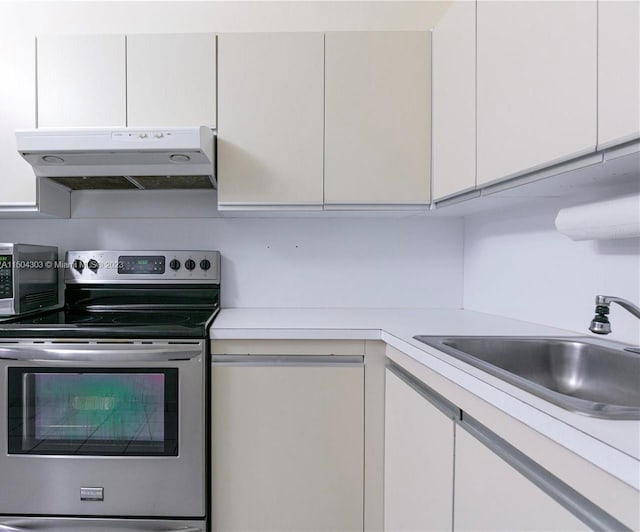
[21,289,59,312]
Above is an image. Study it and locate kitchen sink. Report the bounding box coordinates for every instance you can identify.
[413,336,640,420]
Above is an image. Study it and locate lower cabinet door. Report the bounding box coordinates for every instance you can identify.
[454,427,589,532]
[211,356,364,532]
[384,368,455,532]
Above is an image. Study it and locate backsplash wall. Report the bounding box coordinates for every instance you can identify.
[0,215,464,309]
[464,199,640,345]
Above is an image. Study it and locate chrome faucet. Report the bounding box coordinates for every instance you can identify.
[589,295,640,335]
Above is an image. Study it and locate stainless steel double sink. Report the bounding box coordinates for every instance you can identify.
[413,336,640,420]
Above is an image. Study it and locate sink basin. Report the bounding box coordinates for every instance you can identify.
[413,336,640,420]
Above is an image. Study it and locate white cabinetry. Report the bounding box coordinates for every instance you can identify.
[324,32,431,207]
[126,33,216,127]
[211,355,364,532]
[0,34,37,206]
[454,426,588,531]
[598,0,640,149]
[476,1,597,186]
[217,33,324,209]
[0,34,68,215]
[37,35,126,127]
[432,0,476,201]
[384,368,454,532]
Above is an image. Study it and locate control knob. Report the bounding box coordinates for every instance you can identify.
[72,259,84,272]
[169,259,181,271]
[200,259,211,271]
[87,259,99,273]
[185,259,196,271]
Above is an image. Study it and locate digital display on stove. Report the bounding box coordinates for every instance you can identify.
[0,254,13,299]
[118,255,165,275]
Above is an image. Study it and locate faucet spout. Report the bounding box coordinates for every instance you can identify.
[589,295,640,335]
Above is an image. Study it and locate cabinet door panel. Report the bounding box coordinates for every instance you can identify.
[477,1,597,185]
[217,33,324,207]
[325,32,431,205]
[454,427,588,531]
[384,369,454,531]
[432,0,476,200]
[127,33,216,127]
[211,362,364,531]
[37,35,126,127]
[598,0,640,148]
[0,35,37,205]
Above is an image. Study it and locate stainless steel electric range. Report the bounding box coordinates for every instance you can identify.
[0,250,220,532]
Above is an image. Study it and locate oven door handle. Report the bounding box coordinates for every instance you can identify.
[0,344,202,363]
[0,524,202,532]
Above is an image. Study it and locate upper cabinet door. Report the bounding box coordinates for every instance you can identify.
[598,0,640,149]
[476,1,597,186]
[217,33,324,208]
[127,33,216,128]
[324,32,431,206]
[432,1,476,201]
[37,35,126,128]
[0,35,37,205]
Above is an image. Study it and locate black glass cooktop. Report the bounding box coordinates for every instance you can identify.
[0,283,220,339]
[0,307,218,339]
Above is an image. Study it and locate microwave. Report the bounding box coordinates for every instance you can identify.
[0,243,60,316]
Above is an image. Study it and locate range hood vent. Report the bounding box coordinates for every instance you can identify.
[16,127,216,190]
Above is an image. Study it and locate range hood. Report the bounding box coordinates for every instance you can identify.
[16,127,216,190]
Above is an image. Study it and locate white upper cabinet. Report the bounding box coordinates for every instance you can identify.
[324,32,431,206]
[217,33,324,208]
[37,35,126,128]
[598,0,640,149]
[476,1,597,186]
[432,0,476,201]
[0,34,37,205]
[126,33,216,127]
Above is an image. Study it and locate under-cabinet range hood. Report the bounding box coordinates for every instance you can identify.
[15,127,216,190]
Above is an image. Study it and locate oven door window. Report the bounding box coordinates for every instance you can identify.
[7,368,178,456]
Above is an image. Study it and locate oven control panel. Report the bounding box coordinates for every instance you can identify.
[65,250,220,284]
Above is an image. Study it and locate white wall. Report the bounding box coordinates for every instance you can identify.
[0,215,464,309]
[464,198,640,345]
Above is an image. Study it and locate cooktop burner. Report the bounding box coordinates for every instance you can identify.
[29,312,105,324]
[111,313,191,325]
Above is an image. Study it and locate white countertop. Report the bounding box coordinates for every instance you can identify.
[211,308,640,491]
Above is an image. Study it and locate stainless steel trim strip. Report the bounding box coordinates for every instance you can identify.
[0,343,202,362]
[459,415,631,532]
[386,359,461,420]
[211,354,364,367]
[433,189,480,208]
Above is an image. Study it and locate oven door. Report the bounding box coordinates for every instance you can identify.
[0,342,205,518]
